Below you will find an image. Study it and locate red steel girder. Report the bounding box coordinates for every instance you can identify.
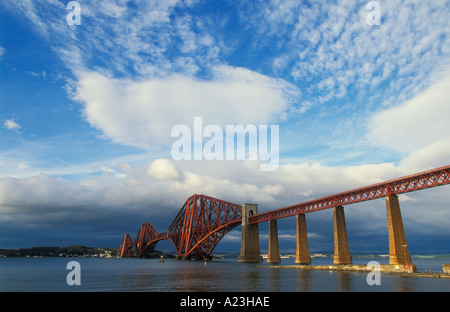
[134,222,161,257]
[119,233,134,258]
[249,165,450,224]
[166,194,242,259]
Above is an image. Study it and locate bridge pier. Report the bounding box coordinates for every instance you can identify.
[238,204,262,263]
[333,206,352,265]
[267,219,281,263]
[295,214,311,264]
[386,194,413,267]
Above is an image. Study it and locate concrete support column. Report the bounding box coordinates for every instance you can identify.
[267,219,281,263]
[295,214,311,264]
[333,206,352,265]
[238,204,262,263]
[386,194,412,266]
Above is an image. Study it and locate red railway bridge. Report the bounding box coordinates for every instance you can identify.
[120,195,242,260]
[119,165,450,268]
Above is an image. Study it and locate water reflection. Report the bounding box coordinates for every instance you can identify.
[111,258,448,292]
[336,272,353,291]
[175,262,225,291]
[268,268,281,291]
[2,257,447,292]
[240,265,262,292]
[297,269,311,291]
[394,275,416,292]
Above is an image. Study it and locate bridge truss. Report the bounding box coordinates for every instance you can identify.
[119,165,450,259]
[119,194,242,259]
[249,165,450,223]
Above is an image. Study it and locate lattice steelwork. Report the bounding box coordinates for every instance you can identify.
[119,233,134,258]
[119,195,242,259]
[119,165,449,259]
[166,194,242,259]
[249,165,450,224]
[134,222,161,257]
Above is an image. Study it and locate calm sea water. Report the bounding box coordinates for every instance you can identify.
[0,256,449,292]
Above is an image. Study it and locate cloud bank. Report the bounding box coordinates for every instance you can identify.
[1,156,448,249]
[74,66,299,150]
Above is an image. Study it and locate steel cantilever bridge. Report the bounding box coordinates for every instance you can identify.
[119,165,450,260]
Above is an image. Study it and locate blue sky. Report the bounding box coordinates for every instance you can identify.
[0,0,449,253]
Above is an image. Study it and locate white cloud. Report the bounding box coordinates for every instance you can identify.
[1,0,211,78]
[74,66,299,150]
[30,71,46,79]
[147,158,180,181]
[366,70,450,153]
[5,0,448,120]
[0,157,413,212]
[242,0,450,113]
[3,119,21,132]
[399,139,450,173]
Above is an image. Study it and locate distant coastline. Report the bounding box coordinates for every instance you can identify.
[0,245,118,258]
[1,246,448,259]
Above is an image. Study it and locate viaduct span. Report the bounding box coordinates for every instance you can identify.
[119,165,450,269]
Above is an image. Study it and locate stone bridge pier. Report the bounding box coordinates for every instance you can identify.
[386,194,413,267]
[238,204,262,263]
[237,195,415,272]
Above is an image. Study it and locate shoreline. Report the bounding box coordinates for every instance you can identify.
[260,264,450,279]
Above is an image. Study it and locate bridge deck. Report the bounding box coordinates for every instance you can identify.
[249,165,450,224]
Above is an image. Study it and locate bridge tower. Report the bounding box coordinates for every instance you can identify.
[238,204,262,263]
